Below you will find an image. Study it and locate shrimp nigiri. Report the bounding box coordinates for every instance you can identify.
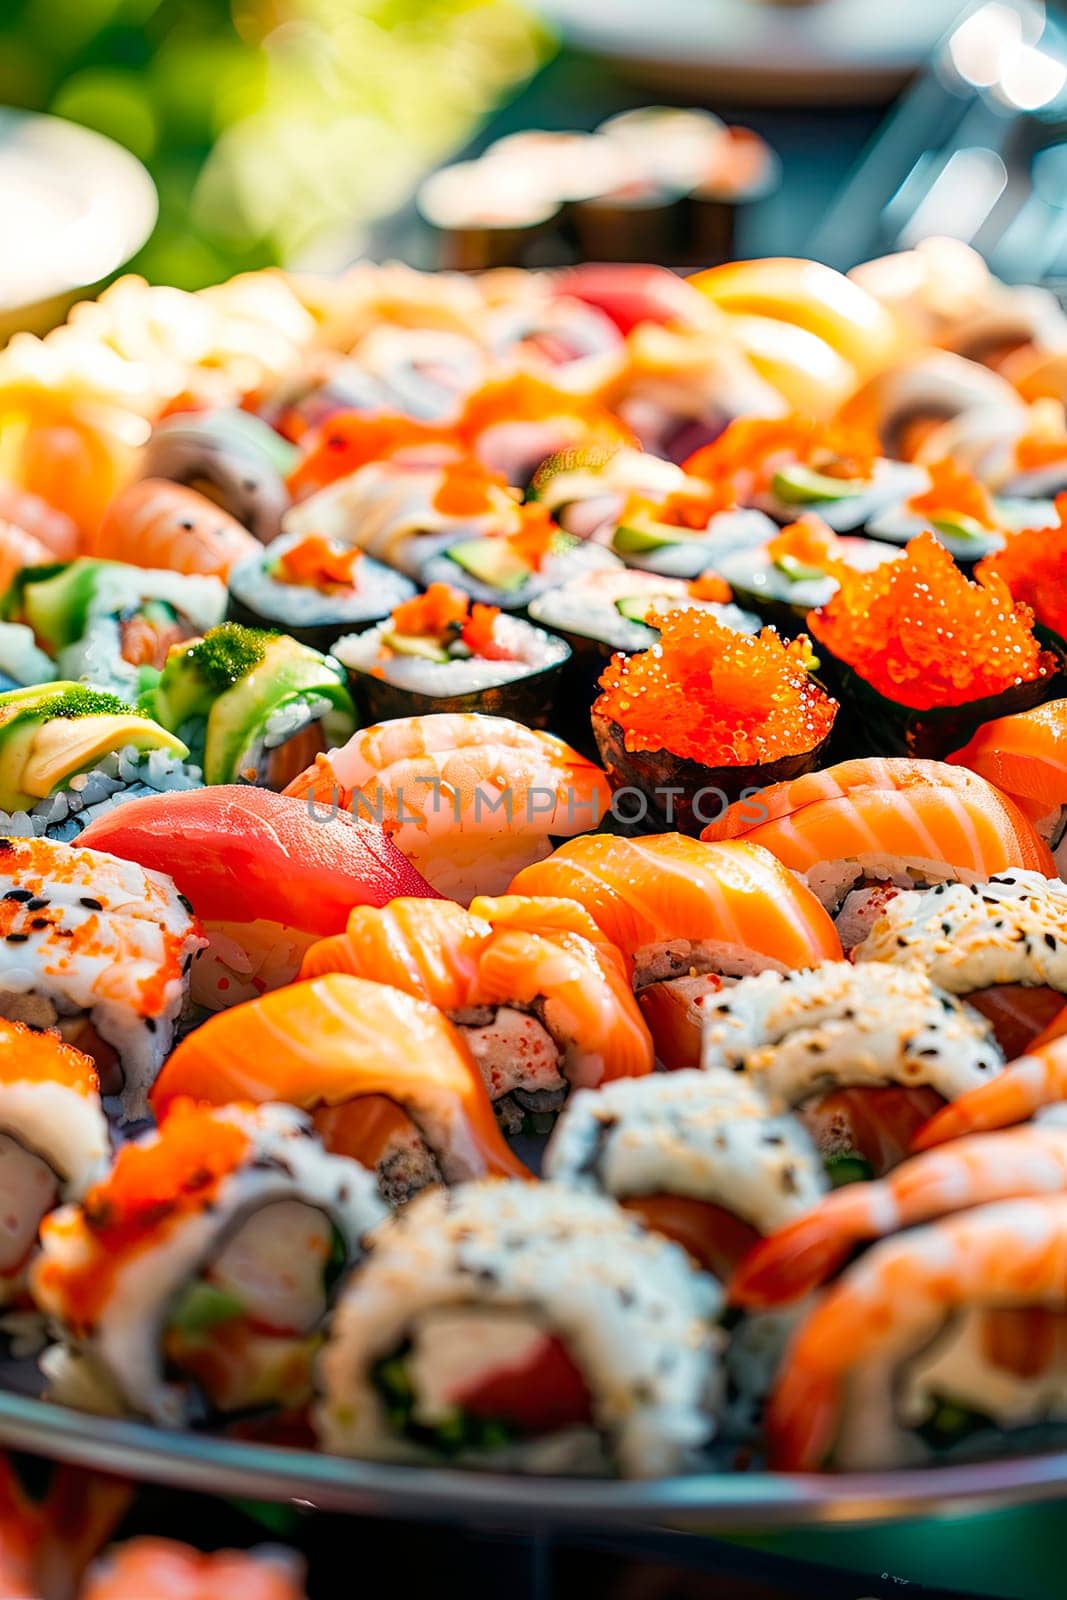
[767,1195,1067,1470]
[302,894,654,1127]
[950,699,1067,872]
[732,1123,1067,1308]
[285,712,611,902]
[151,972,529,1202]
[88,479,259,580]
[915,1034,1067,1148]
[701,755,1054,949]
[508,833,842,1069]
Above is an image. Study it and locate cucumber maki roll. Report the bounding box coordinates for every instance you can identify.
[2,559,227,702]
[0,682,199,841]
[866,459,1010,564]
[142,407,298,544]
[139,622,356,789]
[334,583,569,726]
[227,532,416,653]
[592,610,838,834]
[714,516,898,635]
[808,531,1060,759]
[422,506,620,612]
[686,416,926,533]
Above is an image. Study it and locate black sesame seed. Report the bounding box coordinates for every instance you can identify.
[1045,933,1057,950]
[26,898,48,911]
[145,1018,157,1034]
[29,919,48,931]
[79,897,103,912]
[4,933,28,943]
[3,889,31,903]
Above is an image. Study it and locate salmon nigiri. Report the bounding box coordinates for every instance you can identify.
[508,834,842,1069]
[89,479,259,579]
[151,973,529,1202]
[302,895,653,1127]
[949,700,1067,870]
[82,1539,307,1600]
[700,755,1054,950]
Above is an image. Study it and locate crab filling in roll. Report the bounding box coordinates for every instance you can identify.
[451,1004,568,1133]
[0,1135,58,1278]
[163,1201,345,1414]
[372,1310,593,1455]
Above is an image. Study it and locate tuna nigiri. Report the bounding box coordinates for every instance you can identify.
[285,712,612,902]
[151,973,529,1202]
[949,699,1067,872]
[508,833,842,1068]
[700,755,1054,948]
[88,479,259,580]
[80,786,434,1009]
[302,894,654,1128]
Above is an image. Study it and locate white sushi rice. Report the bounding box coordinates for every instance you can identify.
[0,745,202,842]
[334,614,568,696]
[853,872,1067,995]
[316,1180,723,1477]
[421,535,620,606]
[0,624,56,690]
[36,1104,388,1426]
[528,567,759,653]
[544,1071,826,1240]
[699,961,1005,1105]
[229,534,416,629]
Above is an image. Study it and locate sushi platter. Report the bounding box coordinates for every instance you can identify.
[5,235,1067,1579]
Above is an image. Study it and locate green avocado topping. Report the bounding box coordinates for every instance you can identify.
[824,1153,874,1188]
[372,1345,517,1457]
[184,623,271,692]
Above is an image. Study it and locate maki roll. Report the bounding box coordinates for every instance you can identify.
[545,1071,825,1280]
[151,974,529,1205]
[141,407,298,544]
[685,416,925,533]
[974,502,1067,651]
[866,459,1010,564]
[700,961,1005,1180]
[333,584,569,727]
[917,398,1067,503]
[713,516,897,635]
[510,833,841,1071]
[765,1194,1067,1470]
[227,532,416,654]
[284,713,611,901]
[0,1021,108,1308]
[701,755,1054,950]
[422,505,620,613]
[315,1179,722,1476]
[33,1100,388,1423]
[79,785,433,1011]
[852,871,1067,1059]
[0,683,199,842]
[281,452,524,579]
[591,610,838,833]
[139,623,356,790]
[2,558,227,701]
[300,895,653,1133]
[807,532,1060,759]
[605,489,778,580]
[0,835,204,1120]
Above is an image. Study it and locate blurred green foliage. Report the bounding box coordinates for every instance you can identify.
[0,0,549,287]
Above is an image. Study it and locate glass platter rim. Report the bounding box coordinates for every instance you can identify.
[0,1388,1065,1530]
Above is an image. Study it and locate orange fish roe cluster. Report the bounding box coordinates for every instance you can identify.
[387,585,510,658]
[766,516,844,571]
[688,571,733,603]
[809,531,1048,710]
[907,459,997,527]
[975,500,1067,641]
[0,1018,98,1095]
[508,502,561,571]
[432,456,513,517]
[684,416,880,494]
[274,535,362,589]
[595,611,836,765]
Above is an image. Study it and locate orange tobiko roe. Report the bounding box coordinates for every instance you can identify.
[594,611,837,766]
[975,499,1067,642]
[432,457,513,517]
[391,582,471,638]
[274,535,362,588]
[766,515,844,571]
[809,531,1049,711]
[907,459,997,527]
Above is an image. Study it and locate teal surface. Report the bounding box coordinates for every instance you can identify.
[732,1502,1067,1599]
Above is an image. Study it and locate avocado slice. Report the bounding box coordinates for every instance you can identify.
[526,441,621,503]
[771,464,868,506]
[0,682,188,813]
[772,553,828,584]
[7,561,106,653]
[612,517,685,554]
[379,629,451,663]
[614,594,675,624]
[930,513,989,546]
[446,539,532,593]
[202,634,356,785]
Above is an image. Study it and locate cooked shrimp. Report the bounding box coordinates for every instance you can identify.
[0,481,78,559]
[915,1036,1067,1147]
[732,1123,1067,1308]
[767,1194,1067,1470]
[89,478,258,579]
